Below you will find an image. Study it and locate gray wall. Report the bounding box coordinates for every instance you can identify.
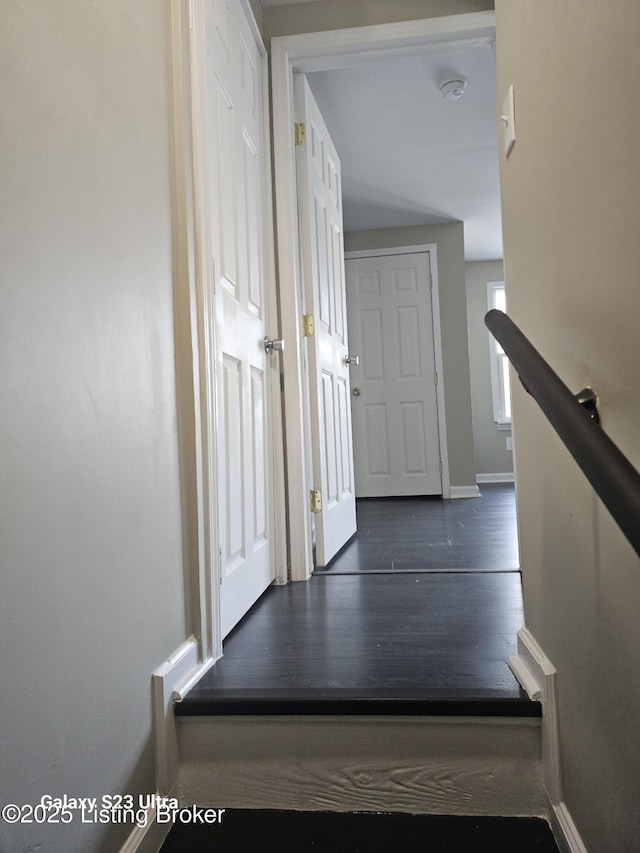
[496,1,640,850]
[263,0,493,39]
[0,3,188,851]
[465,260,513,476]
[345,224,477,488]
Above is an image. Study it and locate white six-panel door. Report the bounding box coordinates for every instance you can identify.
[295,75,357,567]
[203,0,276,636]
[345,252,442,498]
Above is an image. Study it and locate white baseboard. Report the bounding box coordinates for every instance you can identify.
[549,800,589,853]
[152,637,216,795]
[118,805,164,853]
[507,628,561,808]
[476,472,515,484]
[508,629,590,852]
[448,485,481,499]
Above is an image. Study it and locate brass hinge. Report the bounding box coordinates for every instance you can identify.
[310,489,322,513]
[302,314,314,337]
[294,122,306,145]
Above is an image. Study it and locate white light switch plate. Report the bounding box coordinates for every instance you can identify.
[502,84,516,157]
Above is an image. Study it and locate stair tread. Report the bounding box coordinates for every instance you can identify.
[160,810,559,852]
[176,691,539,717]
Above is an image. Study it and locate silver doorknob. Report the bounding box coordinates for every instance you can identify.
[352,387,361,396]
[345,355,359,366]
[264,337,285,355]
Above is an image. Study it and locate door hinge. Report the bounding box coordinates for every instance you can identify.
[302,313,314,337]
[439,460,443,475]
[218,548,223,584]
[310,489,322,513]
[434,371,438,386]
[294,122,306,145]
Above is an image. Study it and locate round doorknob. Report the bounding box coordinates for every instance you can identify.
[264,337,285,355]
[352,387,361,397]
[345,355,359,366]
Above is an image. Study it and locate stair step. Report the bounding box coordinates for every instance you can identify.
[160,809,560,852]
[176,714,544,817]
[175,693,540,717]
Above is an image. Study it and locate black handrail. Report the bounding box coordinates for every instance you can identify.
[485,308,640,559]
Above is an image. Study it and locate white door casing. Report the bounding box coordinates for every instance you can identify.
[294,75,357,567]
[201,0,278,637]
[346,251,442,497]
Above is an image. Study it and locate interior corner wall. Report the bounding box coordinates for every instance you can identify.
[263,0,494,40]
[0,3,188,851]
[495,2,640,850]
[344,224,477,489]
[465,260,513,476]
[248,0,264,33]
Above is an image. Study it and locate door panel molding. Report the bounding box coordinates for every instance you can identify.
[272,12,494,579]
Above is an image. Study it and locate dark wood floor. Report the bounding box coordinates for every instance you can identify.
[317,484,519,573]
[178,484,532,717]
[161,810,559,852]
[177,572,533,717]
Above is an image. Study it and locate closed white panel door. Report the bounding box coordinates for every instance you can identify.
[295,75,356,566]
[346,252,442,497]
[204,0,275,637]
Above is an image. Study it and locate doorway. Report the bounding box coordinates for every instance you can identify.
[272,11,500,581]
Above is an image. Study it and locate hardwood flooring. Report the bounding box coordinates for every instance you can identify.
[317,484,519,573]
[178,484,531,716]
[177,572,533,717]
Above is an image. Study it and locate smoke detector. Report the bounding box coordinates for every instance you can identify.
[439,78,467,100]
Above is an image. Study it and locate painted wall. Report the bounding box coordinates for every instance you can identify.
[263,0,494,39]
[0,3,188,851]
[495,1,640,850]
[465,260,513,476]
[249,0,264,32]
[345,224,477,488]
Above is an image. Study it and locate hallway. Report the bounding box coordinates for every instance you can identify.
[178,486,528,716]
[317,484,518,574]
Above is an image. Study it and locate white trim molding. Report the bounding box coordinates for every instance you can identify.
[152,637,216,796]
[507,628,588,853]
[507,628,560,801]
[476,472,515,484]
[117,804,164,853]
[550,802,589,853]
[449,485,481,499]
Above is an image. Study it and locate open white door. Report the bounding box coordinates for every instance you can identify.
[345,251,442,498]
[295,75,357,567]
[203,0,277,636]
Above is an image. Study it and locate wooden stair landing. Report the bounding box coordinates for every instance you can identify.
[173,575,544,818]
[176,573,537,719]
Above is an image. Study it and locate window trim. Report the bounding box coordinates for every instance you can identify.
[487,280,512,429]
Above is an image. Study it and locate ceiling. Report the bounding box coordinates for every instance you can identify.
[306,39,503,261]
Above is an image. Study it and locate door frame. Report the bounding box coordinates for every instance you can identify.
[271,11,496,581]
[169,0,287,668]
[343,244,450,499]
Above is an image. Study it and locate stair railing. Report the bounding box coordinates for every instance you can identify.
[485,308,640,559]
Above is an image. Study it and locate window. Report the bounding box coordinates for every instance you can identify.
[487,281,512,428]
